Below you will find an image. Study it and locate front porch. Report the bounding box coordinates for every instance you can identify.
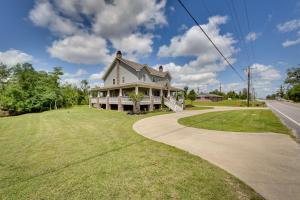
[89,83,183,112]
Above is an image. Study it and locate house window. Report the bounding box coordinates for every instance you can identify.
[143,74,146,82]
[113,79,115,85]
[122,76,125,83]
[152,77,155,82]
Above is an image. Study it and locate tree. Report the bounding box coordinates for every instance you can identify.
[0,63,11,90]
[227,91,238,99]
[287,83,300,102]
[284,67,300,102]
[209,89,225,97]
[277,85,285,98]
[285,67,300,86]
[183,86,189,99]
[129,92,144,114]
[188,89,197,105]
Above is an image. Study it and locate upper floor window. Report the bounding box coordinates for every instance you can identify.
[143,74,146,82]
[152,77,155,82]
[122,76,125,83]
[113,79,115,85]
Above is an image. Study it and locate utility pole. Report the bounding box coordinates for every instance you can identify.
[247,66,250,107]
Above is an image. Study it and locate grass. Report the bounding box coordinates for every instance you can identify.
[186,100,266,107]
[0,106,263,200]
[179,109,290,134]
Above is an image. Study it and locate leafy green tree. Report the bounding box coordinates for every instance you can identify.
[0,63,11,90]
[129,92,144,114]
[188,89,197,105]
[285,67,300,86]
[287,83,300,102]
[277,85,285,98]
[183,86,189,99]
[226,91,238,99]
[284,67,300,102]
[209,89,225,97]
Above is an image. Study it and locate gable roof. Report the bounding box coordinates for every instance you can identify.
[102,56,171,80]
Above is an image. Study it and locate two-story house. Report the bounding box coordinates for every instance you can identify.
[90,51,183,112]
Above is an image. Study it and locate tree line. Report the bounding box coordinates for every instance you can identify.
[266,67,300,102]
[183,86,249,103]
[0,63,89,115]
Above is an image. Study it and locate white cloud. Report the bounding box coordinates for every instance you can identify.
[29,0,167,65]
[29,1,79,36]
[47,34,113,65]
[251,63,281,81]
[282,38,300,47]
[63,69,88,78]
[277,19,300,48]
[178,24,188,32]
[156,15,237,89]
[111,33,153,60]
[245,32,260,42]
[0,49,33,66]
[89,71,105,81]
[277,19,300,32]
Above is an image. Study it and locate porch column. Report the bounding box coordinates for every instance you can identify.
[96,91,100,109]
[135,86,139,95]
[106,90,110,110]
[118,88,123,112]
[149,88,154,111]
[89,93,92,108]
[167,89,170,98]
[160,88,163,110]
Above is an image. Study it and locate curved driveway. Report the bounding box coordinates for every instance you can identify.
[133,107,300,200]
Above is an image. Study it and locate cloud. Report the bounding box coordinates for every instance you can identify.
[156,15,237,88]
[282,38,300,47]
[245,32,260,42]
[251,63,281,81]
[178,24,188,32]
[63,69,88,78]
[47,34,113,65]
[0,49,33,66]
[89,71,105,81]
[29,1,80,36]
[29,0,167,65]
[277,19,300,48]
[277,19,300,32]
[111,33,153,60]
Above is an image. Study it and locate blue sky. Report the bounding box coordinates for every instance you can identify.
[0,0,299,97]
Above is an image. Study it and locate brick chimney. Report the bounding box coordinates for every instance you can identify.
[159,65,163,72]
[116,50,122,58]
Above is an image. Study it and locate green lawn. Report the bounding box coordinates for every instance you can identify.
[186,100,266,107]
[179,109,290,134]
[0,106,263,200]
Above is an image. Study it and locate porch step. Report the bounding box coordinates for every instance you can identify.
[164,97,183,112]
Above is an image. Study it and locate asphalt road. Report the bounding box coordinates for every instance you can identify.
[266,100,300,141]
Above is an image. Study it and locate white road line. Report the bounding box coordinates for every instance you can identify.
[268,103,300,127]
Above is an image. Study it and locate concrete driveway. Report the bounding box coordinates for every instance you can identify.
[133,107,300,200]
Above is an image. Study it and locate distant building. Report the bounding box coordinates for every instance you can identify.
[196,93,223,102]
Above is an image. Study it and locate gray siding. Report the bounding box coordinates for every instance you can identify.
[103,60,171,87]
[104,62,139,86]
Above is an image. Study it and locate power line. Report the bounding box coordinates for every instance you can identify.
[176,0,245,81]
[224,0,251,65]
[243,0,256,62]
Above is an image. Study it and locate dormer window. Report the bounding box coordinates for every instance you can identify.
[122,76,125,83]
[113,79,115,85]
